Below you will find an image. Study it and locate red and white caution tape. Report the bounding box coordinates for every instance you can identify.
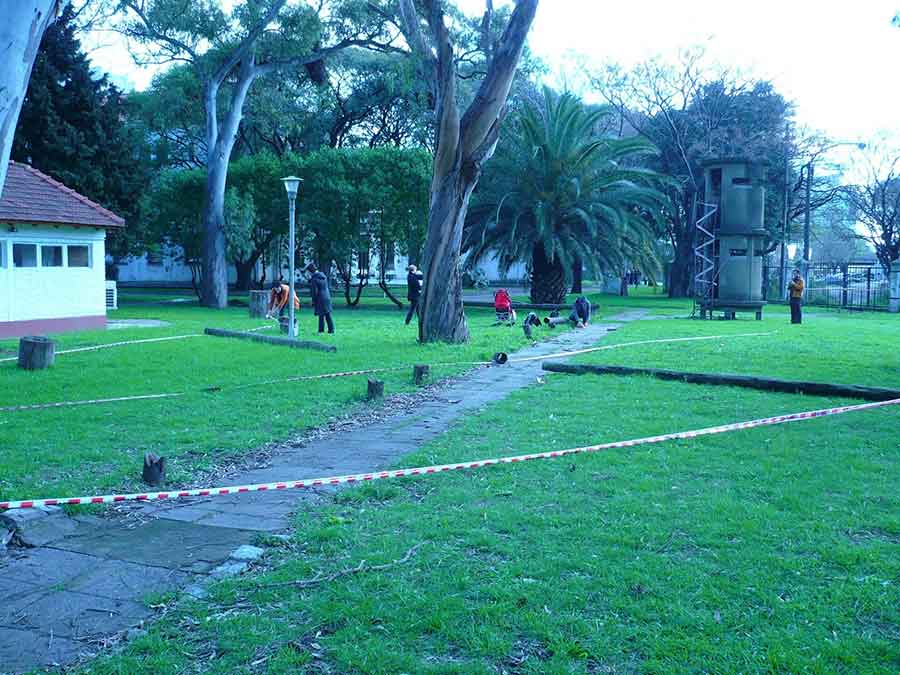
[0,334,203,363]
[2,395,896,511]
[0,332,772,413]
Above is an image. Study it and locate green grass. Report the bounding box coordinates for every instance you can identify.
[77,305,899,674]
[574,310,900,389]
[0,298,571,503]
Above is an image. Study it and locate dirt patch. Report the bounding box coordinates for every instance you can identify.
[498,637,552,673]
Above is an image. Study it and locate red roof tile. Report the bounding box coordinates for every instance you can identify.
[0,161,124,228]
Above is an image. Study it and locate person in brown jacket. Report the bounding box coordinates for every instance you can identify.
[788,269,804,324]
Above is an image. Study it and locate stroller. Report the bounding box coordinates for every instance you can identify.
[493,288,517,326]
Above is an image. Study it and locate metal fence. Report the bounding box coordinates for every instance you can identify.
[762,262,890,310]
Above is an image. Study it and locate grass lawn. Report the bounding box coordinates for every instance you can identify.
[77,306,899,674]
[0,296,573,504]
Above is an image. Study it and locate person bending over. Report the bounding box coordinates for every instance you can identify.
[266,280,299,318]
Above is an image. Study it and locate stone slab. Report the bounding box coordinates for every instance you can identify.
[9,589,151,639]
[53,519,254,571]
[0,626,82,672]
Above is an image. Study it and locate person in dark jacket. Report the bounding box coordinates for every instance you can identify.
[405,264,423,325]
[305,263,334,334]
[569,296,591,327]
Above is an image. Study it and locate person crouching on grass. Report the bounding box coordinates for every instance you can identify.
[265,280,299,319]
[305,263,335,334]
[788,269,804,324]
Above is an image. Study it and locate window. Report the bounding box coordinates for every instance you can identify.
[0,240,5,268]
[13,243,37,267]
[68,245,91,267]
[41,245,63,267]
[729,248,748,257]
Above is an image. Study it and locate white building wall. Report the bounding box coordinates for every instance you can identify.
[0,225,106,321]
[115,248,237,285]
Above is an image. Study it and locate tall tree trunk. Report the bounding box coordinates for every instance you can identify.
[201,154,230,307]
[398,0,538,343]
[0,0,68,196]
[668,233,694,298]
[419,173,473,342]
[571,255,583,294]
[234,257,254,291]
[530,242,567,304]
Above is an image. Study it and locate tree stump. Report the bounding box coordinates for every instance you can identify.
[413,364,430,385]
[279,317,298,335]
[18,336,56,370]
[367,379,385,400]
[249,290,269,318]
[142,453,166,486]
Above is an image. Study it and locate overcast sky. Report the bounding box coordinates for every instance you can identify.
[88,0,900,147]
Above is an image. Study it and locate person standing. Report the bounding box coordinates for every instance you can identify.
[305,263,334,334]
[788,269,804,324]
[405,264,423,325]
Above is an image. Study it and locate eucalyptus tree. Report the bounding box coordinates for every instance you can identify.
[117,0,399,308]
[396,0,539,343]
[0,1,72,196]
[465,89,669,304]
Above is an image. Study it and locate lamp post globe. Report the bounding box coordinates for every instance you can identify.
[281,176,302,338]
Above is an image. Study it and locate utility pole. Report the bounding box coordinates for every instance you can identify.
[779,126,790,296]
[803,161,813,269]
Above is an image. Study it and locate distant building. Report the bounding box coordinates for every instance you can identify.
[0,161,123,337]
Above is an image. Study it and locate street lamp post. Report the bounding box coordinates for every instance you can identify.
[281,176,302,339]
[802,141,866,274]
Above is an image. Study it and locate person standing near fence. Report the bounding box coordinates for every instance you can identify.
[305,263,335,334]
[405,264,423,325]
[788,269,804,324]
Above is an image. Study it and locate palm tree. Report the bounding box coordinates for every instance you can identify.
[464,88,670,304]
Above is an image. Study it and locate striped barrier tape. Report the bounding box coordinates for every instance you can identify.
[0,332,771,413]
[0,334,203,363]
[2,395,896,511]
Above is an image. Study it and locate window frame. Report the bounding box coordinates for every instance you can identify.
[13,243,38,268]
[41,244,64,268]
[67,244,92,268]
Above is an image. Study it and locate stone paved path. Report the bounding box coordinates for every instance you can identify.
[0,312,644,673]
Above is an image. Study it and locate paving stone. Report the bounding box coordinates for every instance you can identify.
[0,505,78,547]
[9,589,151,639]
[195,511,286,532]
[0,626,81,672]
[65,559,191,602]
[54,519,253,570]
[209,561,247,580]
[230,545,264,561]
[0,548,101,586]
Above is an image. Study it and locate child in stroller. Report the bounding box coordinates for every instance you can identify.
[493,288,517,326]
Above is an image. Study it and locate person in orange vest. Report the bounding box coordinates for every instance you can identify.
[265,280,300,319]
[788,269,804,324]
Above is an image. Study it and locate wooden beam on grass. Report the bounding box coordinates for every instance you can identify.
[540,362,900,402]
[204,328,336,353]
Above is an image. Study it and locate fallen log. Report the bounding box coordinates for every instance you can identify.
[540,362,900,402]
[204,328,336,353]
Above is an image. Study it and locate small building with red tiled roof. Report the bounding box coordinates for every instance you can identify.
[0,161,124,338]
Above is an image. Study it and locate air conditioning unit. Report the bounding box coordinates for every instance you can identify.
[106,280,118,311]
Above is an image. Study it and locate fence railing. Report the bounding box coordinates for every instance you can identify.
[762,262,890,310]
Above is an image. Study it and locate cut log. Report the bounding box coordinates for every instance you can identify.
[17,336,56,370]
[142,453,166,486]
[367,379,385,400]
[540,362,900,402]
[204,327,336,352]
[413,364,430,385]
[249,290,269,318]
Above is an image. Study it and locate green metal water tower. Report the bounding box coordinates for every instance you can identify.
[695,158,768,320]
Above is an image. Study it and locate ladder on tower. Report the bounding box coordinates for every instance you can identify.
[693,201,718,318]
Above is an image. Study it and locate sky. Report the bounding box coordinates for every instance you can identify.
[87,0,900,148]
